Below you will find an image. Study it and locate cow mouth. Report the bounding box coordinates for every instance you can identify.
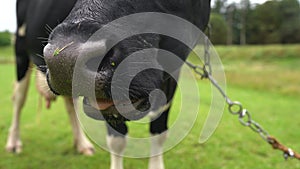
[88,98,116,111]
[82,97,150,122]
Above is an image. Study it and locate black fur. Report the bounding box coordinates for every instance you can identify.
[18,0,211,136]
[15,0,77,81]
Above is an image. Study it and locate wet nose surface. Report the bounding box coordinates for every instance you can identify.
[43,43,76,95]
[43,39,109,97]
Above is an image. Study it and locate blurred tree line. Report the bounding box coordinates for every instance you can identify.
[209,0,300,45]
[0,31,11,47]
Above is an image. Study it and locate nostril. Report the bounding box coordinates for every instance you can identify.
[38,65,48,73]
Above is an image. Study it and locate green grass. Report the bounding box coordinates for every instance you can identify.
[1,45,300,169]
[0,46,14,63]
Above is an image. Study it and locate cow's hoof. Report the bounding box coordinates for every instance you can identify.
[76,141,95,156]
[79,147,95,156]
[5,140,22,154]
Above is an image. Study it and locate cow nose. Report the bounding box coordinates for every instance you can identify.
[43,43,76,95]
[43,40,107,97]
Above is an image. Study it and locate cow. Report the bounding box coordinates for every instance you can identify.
[6,0,95,155]
[9,0,211,168]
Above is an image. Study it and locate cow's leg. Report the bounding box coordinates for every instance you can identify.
[6,30,30,153]
[148,111,169,169]
[106,122,128,169]
[63,97,95,155]
[6,70,31,153]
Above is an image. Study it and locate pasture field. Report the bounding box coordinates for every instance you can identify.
[0,46,13,64]
[1,44,300,169]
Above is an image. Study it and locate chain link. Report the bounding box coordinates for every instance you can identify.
[185,36,300,160]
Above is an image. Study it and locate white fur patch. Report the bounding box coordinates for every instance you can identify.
[148,102,171,119]
[64,97,95,155]
[107,135,127,169]
[149,132,168,169]
[6,69,31,153]
[18,23,26,37]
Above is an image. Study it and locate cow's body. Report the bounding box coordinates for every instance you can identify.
[6,0,95,155]
[7,0,211,168]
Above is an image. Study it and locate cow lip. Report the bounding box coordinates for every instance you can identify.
[89,98,114,110]
[86,97,139,111]
[83,97,150,121]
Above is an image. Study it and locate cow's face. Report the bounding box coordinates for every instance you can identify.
[43,20,165,122]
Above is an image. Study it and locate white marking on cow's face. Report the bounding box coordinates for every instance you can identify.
[149,132,168,169]
[107,135,127,169]
[18,23,26,37]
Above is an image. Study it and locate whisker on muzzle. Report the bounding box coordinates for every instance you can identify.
[45,24,53,35]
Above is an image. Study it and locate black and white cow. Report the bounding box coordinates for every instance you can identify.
[8,0,211,168]
[6,0,95,155]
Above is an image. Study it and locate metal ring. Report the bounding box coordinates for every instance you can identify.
[259,131,269,142]
[239,109,251,126]
[228,101,243,115]
[249,121,263,133]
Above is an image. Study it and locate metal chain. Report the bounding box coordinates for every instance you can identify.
[185,37,300,160]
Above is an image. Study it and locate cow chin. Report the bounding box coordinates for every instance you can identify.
[82,97,150,123]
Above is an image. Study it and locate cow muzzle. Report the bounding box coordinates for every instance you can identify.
[43,40,107,97]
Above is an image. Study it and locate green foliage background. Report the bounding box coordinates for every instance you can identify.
[210,0,300,45]
[0,31,11,46]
